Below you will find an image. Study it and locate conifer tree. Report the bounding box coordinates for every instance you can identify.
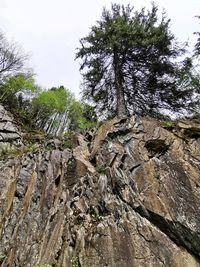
[77,3,196,117]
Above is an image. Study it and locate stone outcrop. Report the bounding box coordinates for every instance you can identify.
[0,113,200,267]
[0,105,22,154]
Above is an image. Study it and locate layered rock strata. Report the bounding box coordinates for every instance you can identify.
[0,115,200,267]
[0,105,21,154]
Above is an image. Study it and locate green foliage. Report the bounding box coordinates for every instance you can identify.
[68,101,97,131]
[25,143,40,154]
[32,86,71,118]
[0,74,38,114]
[0,31,97,136]
[192,113,200,122]
[0,73,41,134]
[0,142,40,159]
[0,146,21,159]
[77,3,198,118]
[31,86,97,135]
[71,256,81,267]
[0,74,38,102]
[0,254,6,262]
[89,206,104,221]
[0,31,37,124]
[31,86,73,134]
[68,100,83,131]
[162,121,175,129]
[192,113,200,119]
[96,164,107,174]
[62,131,77,149]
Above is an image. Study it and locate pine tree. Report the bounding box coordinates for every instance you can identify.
[76,3,196,118]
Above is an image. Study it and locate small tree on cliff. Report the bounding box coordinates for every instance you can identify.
[76,3,196,118]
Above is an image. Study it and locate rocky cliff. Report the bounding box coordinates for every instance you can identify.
[0,105,200,267]
[0,105,21,153]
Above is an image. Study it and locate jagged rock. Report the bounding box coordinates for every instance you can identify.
[0,115,200,267]
[177,121,200,138]
[0,105,22,155]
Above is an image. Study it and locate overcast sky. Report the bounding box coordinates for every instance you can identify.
[0,0,200,97]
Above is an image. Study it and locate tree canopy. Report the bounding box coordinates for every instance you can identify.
[30,86,97,134]
[0,32,30,82]
[1,7,200,137]
[68,101,97,131]
[0,31,97,135]
[76,3,198,118]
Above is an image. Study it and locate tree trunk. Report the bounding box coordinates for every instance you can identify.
[46,112,58,134]
[58,110,69,135]
[113,52,127,117]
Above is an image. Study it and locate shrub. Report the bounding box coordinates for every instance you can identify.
[192,113,200,121]
[0,254,6,262]
[71,256,81,267]
[96,164,107,174]
[162,121,175,130]
[62,131,77,149]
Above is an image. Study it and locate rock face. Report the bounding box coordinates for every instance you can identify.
[0,105,22,154]
[0,114,200,267]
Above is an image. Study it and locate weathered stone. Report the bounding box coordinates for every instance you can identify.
[0,105,22,155]
[0,115,200,267]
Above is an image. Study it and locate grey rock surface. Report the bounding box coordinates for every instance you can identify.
[0,116,200,266]
[0,105,21,153]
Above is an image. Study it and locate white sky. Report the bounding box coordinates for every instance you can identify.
[0,0,200,97]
